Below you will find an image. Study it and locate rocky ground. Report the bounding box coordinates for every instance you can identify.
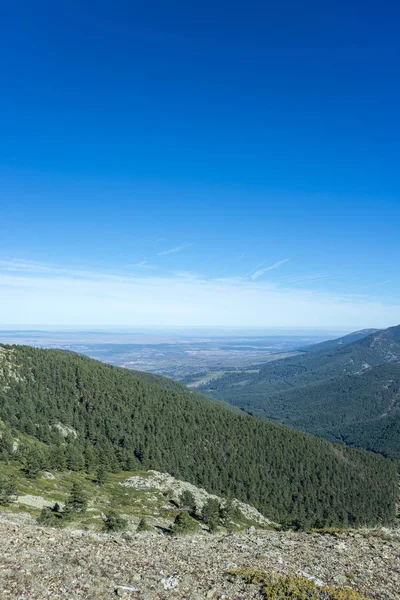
[0,515,399,599]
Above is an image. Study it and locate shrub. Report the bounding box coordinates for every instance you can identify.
[103,509,128,532]
[136,517,151,532]
[228,569,368,599]
[172,511,200,535]
[37,504,64,528]
[179,490,196,511]
[0,475,17,505]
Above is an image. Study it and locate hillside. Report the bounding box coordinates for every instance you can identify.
[239,364,400,458]
[299,329,380,353]
[1,515,399,599]
[0,344,397,528]
[203,326,400,400]
[201,326,400,456]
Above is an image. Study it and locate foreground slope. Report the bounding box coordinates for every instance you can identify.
[1,517,398,599]
[0,344,397,527]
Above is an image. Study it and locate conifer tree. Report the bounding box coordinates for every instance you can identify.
[172,511,200,535]
[96,463,108,485]
[0,475,17,504]
[23,447,43,479]
[64,482,88,515]
[103,510,127,532]
[201,498,221,531]
[179,490,196,512]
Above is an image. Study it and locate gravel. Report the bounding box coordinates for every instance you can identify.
[0,517,399,599]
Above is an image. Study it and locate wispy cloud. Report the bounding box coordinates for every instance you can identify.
[279,273,330,284]
[0,257,399,328]
[360,280,391,290]
[128,259,159,270]
[250,258,289,280]
[158,243,190,256]
[155,238,165,243]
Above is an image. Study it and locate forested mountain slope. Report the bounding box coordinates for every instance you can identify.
[203,326,400,401]
[201,325,400,458]
[242,363,400,458]
[0,344,397,528]
[299,329,380,353]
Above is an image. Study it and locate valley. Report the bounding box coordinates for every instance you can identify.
[201,326,400,458]
[0,329,331,383]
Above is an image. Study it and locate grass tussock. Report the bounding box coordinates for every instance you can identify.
[227,568,368,599]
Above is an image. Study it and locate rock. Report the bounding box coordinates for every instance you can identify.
[333,574,348,585]
[297,571,325,587]
[115,585,140,595]
[122,470,275,526]
[335,541,348,552]
[0,518,399,599]
[161,575,179,589]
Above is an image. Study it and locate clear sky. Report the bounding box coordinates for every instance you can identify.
[1,1,399,329]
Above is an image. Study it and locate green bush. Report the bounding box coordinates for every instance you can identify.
[37,504,64,528]
[103,510,128,532]
[179,490,196,510]
[228,569,368,599]
[136,517,151,532]
[172,511,200,535]
[0,475,17,504]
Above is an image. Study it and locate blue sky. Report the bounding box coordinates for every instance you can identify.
[1,1,399,329]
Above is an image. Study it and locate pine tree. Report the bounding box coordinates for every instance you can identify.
[201,498,221,531]
[64,482,88,515]
[179,490,196,511]
[103,510,128,532]
[220,498,239,530]
[47,444,66,471]
[96,463,108,485]
[0,428,14,461]
[0,475,17,504]
[65,444,85,471]
[172,511,200,535]
[23,447,43,479]
[37,504,64,528]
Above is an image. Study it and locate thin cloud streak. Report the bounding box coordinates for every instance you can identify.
[158,243,190,256]
[251,258,290,280]
[0,258,399,329]
[128,260,159,270]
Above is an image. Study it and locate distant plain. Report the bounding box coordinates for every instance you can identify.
[0,329,335,385]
